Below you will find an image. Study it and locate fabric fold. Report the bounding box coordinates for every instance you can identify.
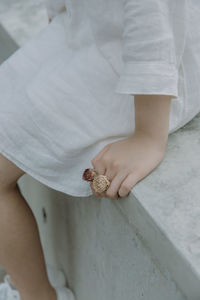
[115,0,187,97]
[115,61,179,98]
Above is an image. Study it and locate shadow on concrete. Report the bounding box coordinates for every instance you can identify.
[0,24,18,64]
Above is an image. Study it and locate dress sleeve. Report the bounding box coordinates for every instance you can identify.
[45,0,66,20]
[114,0,186,98]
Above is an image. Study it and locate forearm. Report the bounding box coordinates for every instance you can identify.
[133,94,171,149]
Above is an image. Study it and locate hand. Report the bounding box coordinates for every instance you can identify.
[90,131,167,199]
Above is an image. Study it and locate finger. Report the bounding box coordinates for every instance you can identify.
[93,163,106,178]
[105,170,128,199]
[104,168,117,182]
[91,145,109,166]
[91,155,107,178]
[118,171,141,197]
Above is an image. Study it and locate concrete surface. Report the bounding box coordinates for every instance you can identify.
[116,113,200,300]
[18,176,186,300]
[0,25,18,64]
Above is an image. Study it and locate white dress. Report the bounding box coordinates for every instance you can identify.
[0,0,199,197]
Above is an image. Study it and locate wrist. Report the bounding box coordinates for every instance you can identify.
[133,94,171,151]
[133,128,168,152]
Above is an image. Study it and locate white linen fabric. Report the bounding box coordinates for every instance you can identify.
[0,0,199,197]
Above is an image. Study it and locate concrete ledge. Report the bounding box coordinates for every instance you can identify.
[18,176,185,300]
[115,112,200,300]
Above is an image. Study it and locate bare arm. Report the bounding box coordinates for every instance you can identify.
[134,95,171,150]
[89,0,181,199]
[91,95,172,198]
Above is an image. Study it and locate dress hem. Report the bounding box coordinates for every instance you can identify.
[0,148,93,198]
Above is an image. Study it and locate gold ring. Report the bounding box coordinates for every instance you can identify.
[92,174,110,193]
[82,168,111,193]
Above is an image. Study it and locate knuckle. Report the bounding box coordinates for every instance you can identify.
[131,166,143,177]
[121,183,131,192]
[110,161,120,169]
[105,190,115,199]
